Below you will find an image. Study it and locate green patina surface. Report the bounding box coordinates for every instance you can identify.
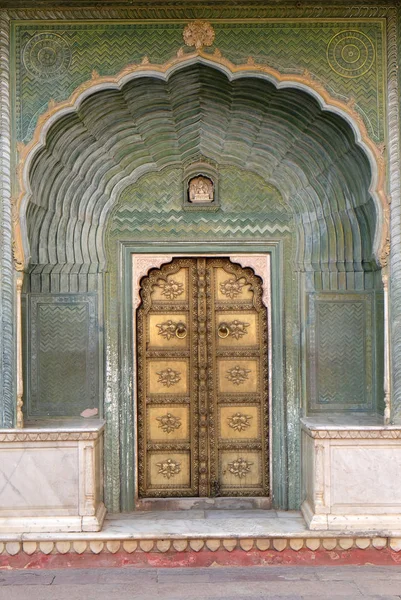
[12,19,386,143]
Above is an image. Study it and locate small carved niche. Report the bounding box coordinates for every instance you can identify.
[183,163,219,211]
[188,175,214,204]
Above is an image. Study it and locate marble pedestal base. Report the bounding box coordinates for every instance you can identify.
[301,417,401,531]
[0,420,106,533]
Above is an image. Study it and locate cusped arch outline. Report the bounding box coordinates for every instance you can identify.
[14,49,389,271]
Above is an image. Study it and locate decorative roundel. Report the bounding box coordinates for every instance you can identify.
[327,30,375,79]
[23,33,71,80]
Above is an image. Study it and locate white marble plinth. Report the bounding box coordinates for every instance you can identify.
[0,420,106,533]
[301,417,401,531]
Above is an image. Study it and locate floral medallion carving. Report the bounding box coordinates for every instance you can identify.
[23,33,71,80]
[227,457,253,478]
[158,279,184,300]
[183,20,215,50]
[226,365,251,386]
[227,320,250,339]
[157,320,179,340]
[220,278,245,299]
[157,367,181,387]
[156,412,182,434]
[156,458,181,479]
[227,412,252,432]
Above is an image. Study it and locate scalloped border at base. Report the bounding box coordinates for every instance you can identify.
[2,537,401,569]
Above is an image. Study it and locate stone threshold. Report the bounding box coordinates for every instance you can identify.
[1,511,401,568]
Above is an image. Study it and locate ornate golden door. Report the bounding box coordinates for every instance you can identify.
[137,258,269,498]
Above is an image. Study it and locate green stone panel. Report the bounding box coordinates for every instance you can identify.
[27,294,98,418]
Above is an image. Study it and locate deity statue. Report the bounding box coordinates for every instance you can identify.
[188,176,214,203]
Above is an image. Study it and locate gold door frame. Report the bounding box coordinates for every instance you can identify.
[132,253,272,503]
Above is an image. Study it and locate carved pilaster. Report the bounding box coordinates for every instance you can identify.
[387,10,401,423]
[16,275,23,429]
[0,11,15,427]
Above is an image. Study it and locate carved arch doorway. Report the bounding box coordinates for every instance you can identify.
[135,256,270,499]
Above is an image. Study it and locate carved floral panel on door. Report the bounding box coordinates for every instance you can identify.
[137,258,269,498]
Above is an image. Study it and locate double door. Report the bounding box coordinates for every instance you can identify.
[137,258,269,498]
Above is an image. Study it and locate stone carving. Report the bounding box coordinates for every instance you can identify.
[226,365,251,386]
[220,278,245,299]
[327,31,375,79]
[156,458,181,478]
[156,413,182,434]
[227,457,253,478]
[0,535,393,557]
[227,412,252,432]
[157,367,181,387]
[188,176,214,203]
[158,279,184,300]
[183,20,215,50]
[23,33,71,80]
[231,255,270,308]
[305,429,401,440]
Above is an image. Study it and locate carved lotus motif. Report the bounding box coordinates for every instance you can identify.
[157,367,181,387]
[227,457,253,478]
[158,279,184,300]
[157,412,182,434]
[157,458,181,479]
[225,365,251,386]
[183,20,215,50]
[227,412,252,432]
[220,278,245,299]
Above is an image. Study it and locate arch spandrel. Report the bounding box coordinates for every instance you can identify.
[14,51,388,273]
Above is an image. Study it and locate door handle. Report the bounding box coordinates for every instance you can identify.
[175,322,188,339]
[217,322,230,338]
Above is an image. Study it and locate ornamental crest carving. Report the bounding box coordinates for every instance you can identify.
[183,20,215,50]
[227,412,252,432]
[228,457,253,478]
[226,365,251,386]
[157,458,181,478]
[157,413,182,434]
[157,367,181,387]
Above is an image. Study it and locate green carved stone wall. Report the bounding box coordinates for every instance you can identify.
[12,19,386,144]
[13,11,386,511]
[108,166,291,242]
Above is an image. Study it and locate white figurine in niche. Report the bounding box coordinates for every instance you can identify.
[188,176,214,203]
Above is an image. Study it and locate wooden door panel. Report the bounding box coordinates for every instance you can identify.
[147,405,190,441]
[217,360,259,394]
[219,450,263,489]
[148,451,191,490]
[148,314,189,349]
[215,312,259,347]
[137,257,268,499]
[206,258,269,497]
[219,406,260,440]
[137,259,198,497]
[147,359,189,395]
